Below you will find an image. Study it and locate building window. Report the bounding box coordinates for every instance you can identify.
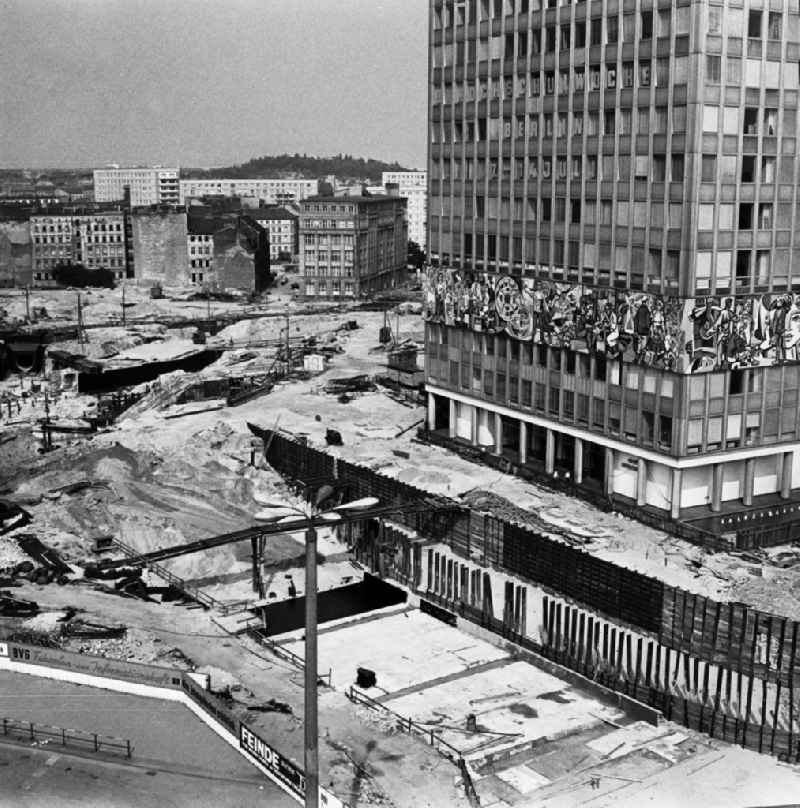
[590,18,602,45]
[768,11,782,40]
[706,55,721,83]
[701,154,716,182]
[641,10,653,39]
[748,10,762,38]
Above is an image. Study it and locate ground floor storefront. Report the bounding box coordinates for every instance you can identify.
[426,385,800,544]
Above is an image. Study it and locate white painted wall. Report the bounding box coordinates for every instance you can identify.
[754,455,779,496]
[722,460,744,501]
[681,466,711,508]
[456,402,472,441]
[0,656,324,807]
[644,461,671,510]
[792,449,800,488]
[477,408,494,446]
[612,454,637,499]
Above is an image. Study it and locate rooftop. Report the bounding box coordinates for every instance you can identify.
[302,194,399,205]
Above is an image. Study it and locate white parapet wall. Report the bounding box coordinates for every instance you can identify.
[0,643,346,808]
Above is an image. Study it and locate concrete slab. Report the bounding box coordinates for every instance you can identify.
[495,764,550,793]
[385,660,625,757]
[276,609,508,692]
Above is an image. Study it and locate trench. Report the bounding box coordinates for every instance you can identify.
[254,573,406,636]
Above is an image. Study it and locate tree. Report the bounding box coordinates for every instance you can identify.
[407,240,426,271]
[52,261,115,289]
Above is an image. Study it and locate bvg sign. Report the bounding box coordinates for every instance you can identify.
[239,724,305,798]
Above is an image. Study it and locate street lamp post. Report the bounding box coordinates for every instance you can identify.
[304,523,318,807]
[255,491,379,808]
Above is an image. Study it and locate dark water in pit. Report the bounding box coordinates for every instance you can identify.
[255,573,406,636]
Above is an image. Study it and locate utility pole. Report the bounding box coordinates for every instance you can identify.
[43,387,51,451]
[121,284,126,327]
[77,293,84,350]
[304,524,319,808]
[285,313,290,369]
[24,286,30,321]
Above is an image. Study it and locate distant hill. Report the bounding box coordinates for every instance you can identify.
[182,153,415,184]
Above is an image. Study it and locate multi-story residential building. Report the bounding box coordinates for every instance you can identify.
[94,167,180,206]
[30,211,128,286]
[179,178,319,206]
[424,0,800,531]
[299,194,407,298]
[382,171,429,250]
[252,208,298,261]
[187,233,213,285]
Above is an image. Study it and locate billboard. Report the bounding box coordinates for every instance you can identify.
[239,724,305,799]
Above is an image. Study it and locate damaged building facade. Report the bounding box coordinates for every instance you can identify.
[424,0,800,525]
[187,210,271,292]
[30,210,129,287]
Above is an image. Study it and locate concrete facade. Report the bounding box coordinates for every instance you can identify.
[179,178,318,206]
[94,168,180,207]
[130,210,189,287]
[425,0,800,522]
[382,171,428,251]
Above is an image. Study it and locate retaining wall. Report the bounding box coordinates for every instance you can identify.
[255,427,800,764]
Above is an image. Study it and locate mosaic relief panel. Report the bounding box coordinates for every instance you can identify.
[423,269,800,374]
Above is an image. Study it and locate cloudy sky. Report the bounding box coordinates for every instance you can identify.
[0,0,428,169]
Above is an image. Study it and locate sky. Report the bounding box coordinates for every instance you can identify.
[0,0,428,170]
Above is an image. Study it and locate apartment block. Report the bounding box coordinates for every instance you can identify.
[252,208,298,261]
[179,178,319,206]
[299,195,408,298]
[424,0,800,534]
[94,167,180,207]
[383,171,429,250]
[30,211,128,287]
[187,233,213,285]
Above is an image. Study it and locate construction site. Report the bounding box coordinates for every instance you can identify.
[2,284,800,807]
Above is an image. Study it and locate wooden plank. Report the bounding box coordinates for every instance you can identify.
[712,663,724,739]
[789,621,798,757]
[635,637,643,690]
[771,618,787,755]
[743,612,760,748]
[759,616,774,753]
[578,612,586,673]
[570,608,579,661]
[555,602,562,661]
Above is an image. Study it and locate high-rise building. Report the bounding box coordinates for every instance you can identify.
[93,167,180,206]
[299,194,407,298]
[179,178,319,206]
[382,171,428,250]
[424,0,800,531]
